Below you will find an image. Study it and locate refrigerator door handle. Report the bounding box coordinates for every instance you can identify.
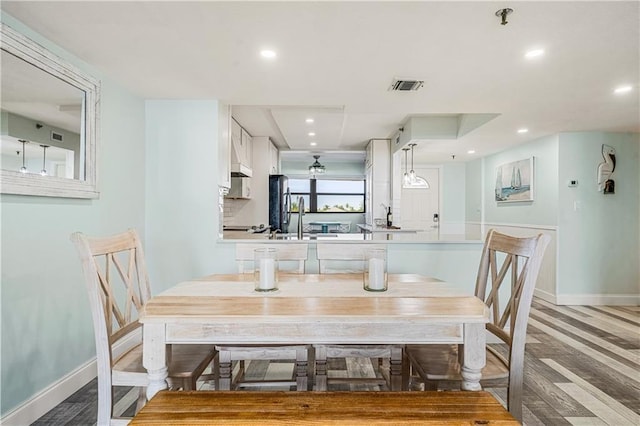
[285,189,291,225]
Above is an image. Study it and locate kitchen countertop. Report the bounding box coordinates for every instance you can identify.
[222,231,479,243]
[356,224,422,233]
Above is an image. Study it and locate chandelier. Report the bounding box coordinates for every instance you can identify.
[308,155,326,178]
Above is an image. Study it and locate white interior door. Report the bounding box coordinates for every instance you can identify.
[400,167,439,236]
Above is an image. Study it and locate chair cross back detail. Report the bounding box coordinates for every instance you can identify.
[74,229,150,343]
[476,230,549,350]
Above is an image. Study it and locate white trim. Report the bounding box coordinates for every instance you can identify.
[534,288,558,304]
[0,331,140,425]
[555,294,640,306]
[479,222,558,231]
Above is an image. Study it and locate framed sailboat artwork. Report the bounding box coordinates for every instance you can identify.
[495,157,534,202]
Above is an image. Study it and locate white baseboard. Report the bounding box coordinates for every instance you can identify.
[1,331,141,426]
[0,359,96,426]
[534,288,558,304]
[555,293,640,306]
[535,288,638,306]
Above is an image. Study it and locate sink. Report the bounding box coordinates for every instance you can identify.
[273,233,338,240]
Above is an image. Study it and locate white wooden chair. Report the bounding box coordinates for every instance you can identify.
[314,243,403,391]
[235,243,307,274]
[405,229,550,422]
[214,243,310,391]
[71,229,217,425]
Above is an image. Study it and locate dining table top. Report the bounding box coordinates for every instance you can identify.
[140,273,489,325]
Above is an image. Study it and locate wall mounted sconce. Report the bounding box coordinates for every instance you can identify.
[40,144,49,176]
[19,139,29,173]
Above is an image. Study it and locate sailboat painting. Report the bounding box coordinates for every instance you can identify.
[495,157,534,202]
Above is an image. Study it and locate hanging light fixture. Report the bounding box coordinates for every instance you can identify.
[40,144,49,176]
[19,139,29,173]
[403,143,429,189]
[308,155,326,178]
[402,147,411,186]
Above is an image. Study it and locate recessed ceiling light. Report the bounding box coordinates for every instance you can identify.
[305,118,314,124]
[260,49,276,59]
[308,132,316,137]
[614,85,632,94]
[517,128,529,134]
[467,150,476,154]
[525,49,544,59]
[310,142,317,146]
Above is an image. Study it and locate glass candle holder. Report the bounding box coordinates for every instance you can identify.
[364,248,387,292]
[254,248,278,292]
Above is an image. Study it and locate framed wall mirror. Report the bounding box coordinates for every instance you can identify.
[1,23,100,198]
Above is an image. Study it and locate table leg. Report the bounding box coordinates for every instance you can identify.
[460,322,485,391]
[143,323,169,400]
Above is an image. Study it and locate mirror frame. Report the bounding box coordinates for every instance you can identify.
[1,23,100,199]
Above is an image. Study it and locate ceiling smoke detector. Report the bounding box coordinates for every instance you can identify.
[389,78,424,91]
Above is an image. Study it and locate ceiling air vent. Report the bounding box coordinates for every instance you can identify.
[389,78,424,91]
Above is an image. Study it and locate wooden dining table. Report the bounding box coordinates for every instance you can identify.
[140,273,489,400]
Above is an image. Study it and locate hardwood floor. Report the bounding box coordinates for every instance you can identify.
[32,300,639,425]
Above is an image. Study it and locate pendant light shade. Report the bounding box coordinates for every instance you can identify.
[403,143,429,189]
[308,155,326,178]
[40,144,49,176]
[19,139,28,173]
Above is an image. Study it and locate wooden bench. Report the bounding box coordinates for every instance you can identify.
[131,391,520,425]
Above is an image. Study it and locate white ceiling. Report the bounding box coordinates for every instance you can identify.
[2,1,638,164]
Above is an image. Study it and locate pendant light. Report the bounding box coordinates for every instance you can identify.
[308,155,326,178]
[402,148,411,186]
[40,144,49,176]
[19,139,29,173]
[403,143,429,189]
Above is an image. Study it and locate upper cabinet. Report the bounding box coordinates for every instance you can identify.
[364,139,391,225]
[230,118,253,177]
[269,140,279,174]
[218,103,232,189]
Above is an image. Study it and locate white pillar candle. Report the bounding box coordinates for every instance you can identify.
[368,258,385,290]
[259,258,276,290]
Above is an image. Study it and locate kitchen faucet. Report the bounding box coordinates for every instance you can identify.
[297,196,304,239]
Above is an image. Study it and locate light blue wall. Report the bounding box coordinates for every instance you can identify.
[483,134,559,226]
[557,132,639,295]
[1,13,146,416]
[465,158,483,223]
[144,101,235,292]
[441,163,466,226]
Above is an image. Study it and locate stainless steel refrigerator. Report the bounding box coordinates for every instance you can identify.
[269,174,291,233]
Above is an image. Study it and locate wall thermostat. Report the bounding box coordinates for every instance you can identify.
[568,179,578,187]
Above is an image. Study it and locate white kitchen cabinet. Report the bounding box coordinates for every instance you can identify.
[269,141,279,174]
[364,139,391,225]
[218,103,232,190]
[230,118,253,177]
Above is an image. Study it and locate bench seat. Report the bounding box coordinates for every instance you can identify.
[131,390,519,425]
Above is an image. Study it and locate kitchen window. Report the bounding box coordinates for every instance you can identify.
[290,178,365,213]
